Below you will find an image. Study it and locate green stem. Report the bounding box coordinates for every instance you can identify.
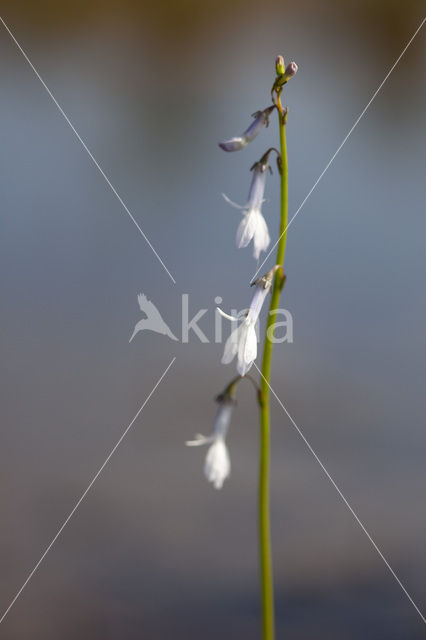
[258,99,288,640]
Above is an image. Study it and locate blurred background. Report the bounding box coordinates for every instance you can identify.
[0,1,425,638]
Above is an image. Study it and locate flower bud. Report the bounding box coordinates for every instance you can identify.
[285,61,298,78]
[273,59,299,90]
[275,55,285,75]
[218,106,274,153]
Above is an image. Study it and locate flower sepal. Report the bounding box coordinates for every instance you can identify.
[251,264,282,290]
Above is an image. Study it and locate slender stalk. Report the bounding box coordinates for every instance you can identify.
[258,95,288,640]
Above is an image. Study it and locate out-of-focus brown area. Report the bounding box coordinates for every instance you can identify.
[0,1,425,638]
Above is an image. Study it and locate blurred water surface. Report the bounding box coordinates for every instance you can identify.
[0,1,425,638]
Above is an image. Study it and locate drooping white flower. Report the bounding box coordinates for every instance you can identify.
[219,106,274,152]
[223,161,271,260]
[186,395,234,489]
[218,267,279,376]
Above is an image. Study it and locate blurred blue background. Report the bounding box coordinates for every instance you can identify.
[0,1,425,638]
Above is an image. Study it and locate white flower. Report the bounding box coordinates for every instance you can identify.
[220,315,257,377]
[186,397,234,489]
[218,267,278,376]
[223,161,271,260]
[219,106,274,152]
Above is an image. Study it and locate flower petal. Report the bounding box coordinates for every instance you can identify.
[221,325,240,364]
[186,434,214,447]
[204,439,230,489]
[252,211,270,259]
[247,166,267,211]
[235,322,257,376]
[212,402,233,439]
[218,137,247,152]
[222,193,245,210]
[247,284,270,324]
[217,307,239,322]
[243,324,257,365]
[244,113,267,143]
[236,209,257,248]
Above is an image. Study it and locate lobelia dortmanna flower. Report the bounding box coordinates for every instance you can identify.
[219,105,275,152]
[218,266,280,376]
[186,391,234,489]
[223,159,271,260]
[186,56,298,640]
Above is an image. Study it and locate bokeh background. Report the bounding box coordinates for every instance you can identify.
[0,1,425,638]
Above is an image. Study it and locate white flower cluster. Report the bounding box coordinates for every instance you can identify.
[187,97,286,489]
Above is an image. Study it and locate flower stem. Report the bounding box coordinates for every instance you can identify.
[258,95,288,640]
